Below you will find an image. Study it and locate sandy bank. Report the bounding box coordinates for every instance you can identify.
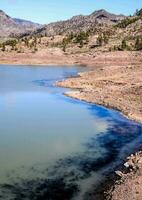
[0,49,142,66]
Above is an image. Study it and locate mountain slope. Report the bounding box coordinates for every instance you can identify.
[0,10,41,37]
[32,9,125,37]
[13,18,40,29]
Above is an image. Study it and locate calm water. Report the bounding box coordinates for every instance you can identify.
[0,65,142,200]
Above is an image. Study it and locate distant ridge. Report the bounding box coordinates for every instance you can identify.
[13,18,40,28]
[31,9,126,37]
[0,9,125,38]
[0,10,41,37]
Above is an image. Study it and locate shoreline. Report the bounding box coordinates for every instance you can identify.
[0,50,142,66]
[0,50,142,200]
[107,151,142,200]
[88,151,142,200]
[55,53,142,123]
[1,50,142,124]
[63,92,139,123]
[54,51,142,199]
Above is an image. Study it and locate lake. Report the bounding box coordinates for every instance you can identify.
[0,65,142,200]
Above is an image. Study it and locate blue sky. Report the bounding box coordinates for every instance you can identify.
[0,0,142,24]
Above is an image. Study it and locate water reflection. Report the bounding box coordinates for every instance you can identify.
[0,65,142,200]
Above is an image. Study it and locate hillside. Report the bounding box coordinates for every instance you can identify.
[31,9,125,37]
[13,18,40,30]
[0,10,41,38]
[0,9,141,53]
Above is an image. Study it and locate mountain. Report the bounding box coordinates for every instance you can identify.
[13,18,40,29]
[0,8,141,53]
[31,9,125,37]
[0,10,41,38]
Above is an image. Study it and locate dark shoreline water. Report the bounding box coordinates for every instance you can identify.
[0,65,142,200]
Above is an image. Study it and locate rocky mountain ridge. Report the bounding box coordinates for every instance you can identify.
[32,9,125,37]
[0,9,126,38]
[0,10,41,38]
[0,8,141,53]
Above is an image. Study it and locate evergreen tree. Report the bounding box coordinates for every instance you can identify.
[135,37,142,50]
[121,39,127,50]
[2,43,6,51]
[135,8,142,16]
[62,38,68,52]
[103,33,109,44]
[97,35,103,46]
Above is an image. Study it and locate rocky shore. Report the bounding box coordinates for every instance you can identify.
[56,52,142,123]
[55,50,142,200]
[0,50,142,200]
[84,152,142,200]
[108,152,142,200]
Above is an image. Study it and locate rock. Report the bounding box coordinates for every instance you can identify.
[115,171,124,177]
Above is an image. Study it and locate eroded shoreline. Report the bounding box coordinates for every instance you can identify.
[56,63,142,123]
[55,51,142,200]
[0,50,142,200]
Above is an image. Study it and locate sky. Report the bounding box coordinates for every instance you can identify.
[0,0,142,24]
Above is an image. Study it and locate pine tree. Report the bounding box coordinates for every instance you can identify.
[135,37,142,50]
[97,35,103,46]
[2,43,6,51]
[121,39,127,50]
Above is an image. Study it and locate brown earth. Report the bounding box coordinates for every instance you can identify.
[0,48,75,65]
[0,49,142,66]
[108,152,142,200]
[1,50,142,123]
[55,50,142,200]
[56,51,142,123]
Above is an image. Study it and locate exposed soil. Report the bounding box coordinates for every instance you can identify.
[0,49,142,67]
[55,50,142,200]
[56,51,142,123]
[108,152,142,200]
[0,48,76,65]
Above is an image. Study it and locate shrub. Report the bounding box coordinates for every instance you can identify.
[135,36,142,50]
[115,17,139,28]
[62,38,69,52]
[135,8,142,17]
[74,31,89,47]
[96,35,103,46]
[1,43,6,51]
[4,39,17,47]
[121,39,127,50]
[96,33,109,46]
[24,37,29,47]
[61,31,89,50]
[2,39,17,50]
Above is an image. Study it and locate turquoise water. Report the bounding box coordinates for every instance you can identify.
[0,65,142,200]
